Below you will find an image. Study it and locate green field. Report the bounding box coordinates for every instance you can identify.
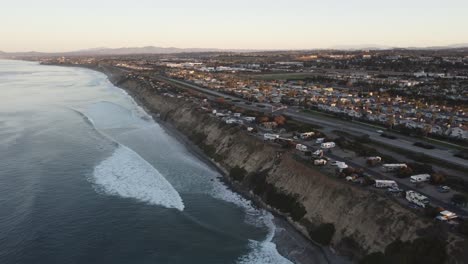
[242,72,318,80]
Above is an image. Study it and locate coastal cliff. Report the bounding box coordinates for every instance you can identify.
[89,65,467,263]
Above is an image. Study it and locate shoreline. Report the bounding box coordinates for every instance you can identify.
[112,70,342,263]
[37,61,351,263]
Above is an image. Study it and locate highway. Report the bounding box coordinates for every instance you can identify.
[156,74,468,219]
[155,75,468,171]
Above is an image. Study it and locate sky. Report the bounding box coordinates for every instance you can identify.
[1,0,468,52]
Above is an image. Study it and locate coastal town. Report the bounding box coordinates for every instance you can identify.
[14,48,468,262]
[41,49,468,143]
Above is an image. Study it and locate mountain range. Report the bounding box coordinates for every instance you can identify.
[1,43,468,57]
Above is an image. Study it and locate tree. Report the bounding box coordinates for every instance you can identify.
[397,166,414,178]
[258,116,270,123]
[430,172,447,185]
[309,223,335,245]
[274,115,286,126]
[216,97,226,104]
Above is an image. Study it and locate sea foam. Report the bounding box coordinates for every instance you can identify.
[92,145,184,211]
[237,213,293,264]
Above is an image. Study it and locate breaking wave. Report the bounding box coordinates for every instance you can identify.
[237,214,293,264]
[92,145,184,211]
[210,178,292,264]
[71,107,184,211]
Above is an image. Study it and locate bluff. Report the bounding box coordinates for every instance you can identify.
[96,65,467,263]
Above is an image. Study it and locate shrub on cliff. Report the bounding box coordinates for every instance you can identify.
[229,166,247,182]
[308,223,336,246]
[359,252,385,264]
[360,237,447,264]
[249,171,306,221]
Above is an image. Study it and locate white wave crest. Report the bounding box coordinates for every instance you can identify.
[238,240,293,264]
[237,214,293,264]
[92,145,184,211]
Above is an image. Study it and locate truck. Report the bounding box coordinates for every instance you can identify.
[410,174,431,183]
[375,180,398,188]
[296,144,308,152]
[321,142,336,149]
[382,163,407,172]
[263,133,279,141]
[406,190,430,208]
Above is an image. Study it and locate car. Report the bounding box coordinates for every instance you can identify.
[387,187,403,193]
[413,142,435,149]
[437,186,451,193]
[330,161,340,166]
[376,130,384,134]
[381,133,397,140]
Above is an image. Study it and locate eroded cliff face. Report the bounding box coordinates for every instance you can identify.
[100,70,465,263]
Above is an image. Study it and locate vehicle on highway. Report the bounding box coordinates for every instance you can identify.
[406,190,430,208]
[413,142,435,149]
[376,130,384,134]
[380,133,397,140]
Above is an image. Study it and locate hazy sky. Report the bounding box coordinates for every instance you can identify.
[1,0,468,52]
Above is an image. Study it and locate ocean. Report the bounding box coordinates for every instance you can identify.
[0,60,293,264]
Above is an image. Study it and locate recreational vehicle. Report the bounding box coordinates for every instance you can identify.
[406,190,430,208]
[382,164,407,172]
[410,174,431,183]
[375,180,398,188]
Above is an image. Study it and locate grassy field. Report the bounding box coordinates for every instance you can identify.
[241,72,318,80]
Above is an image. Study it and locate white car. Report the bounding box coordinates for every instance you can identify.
[376,130,384,134]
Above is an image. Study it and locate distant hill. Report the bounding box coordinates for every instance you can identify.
[331,43,468,51]
[0,46,262,57]
[69,46,229,55]
[2,43,468,57]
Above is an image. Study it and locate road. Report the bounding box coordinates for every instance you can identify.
[324,152,468,218]
[155,75,468,171]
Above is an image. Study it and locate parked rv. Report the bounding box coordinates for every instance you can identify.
[375,180,398,188]
[406,190,430,208]
[410,174,431,183]
[382,164,407,172]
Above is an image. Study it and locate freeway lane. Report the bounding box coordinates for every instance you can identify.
[156,75,468,171]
